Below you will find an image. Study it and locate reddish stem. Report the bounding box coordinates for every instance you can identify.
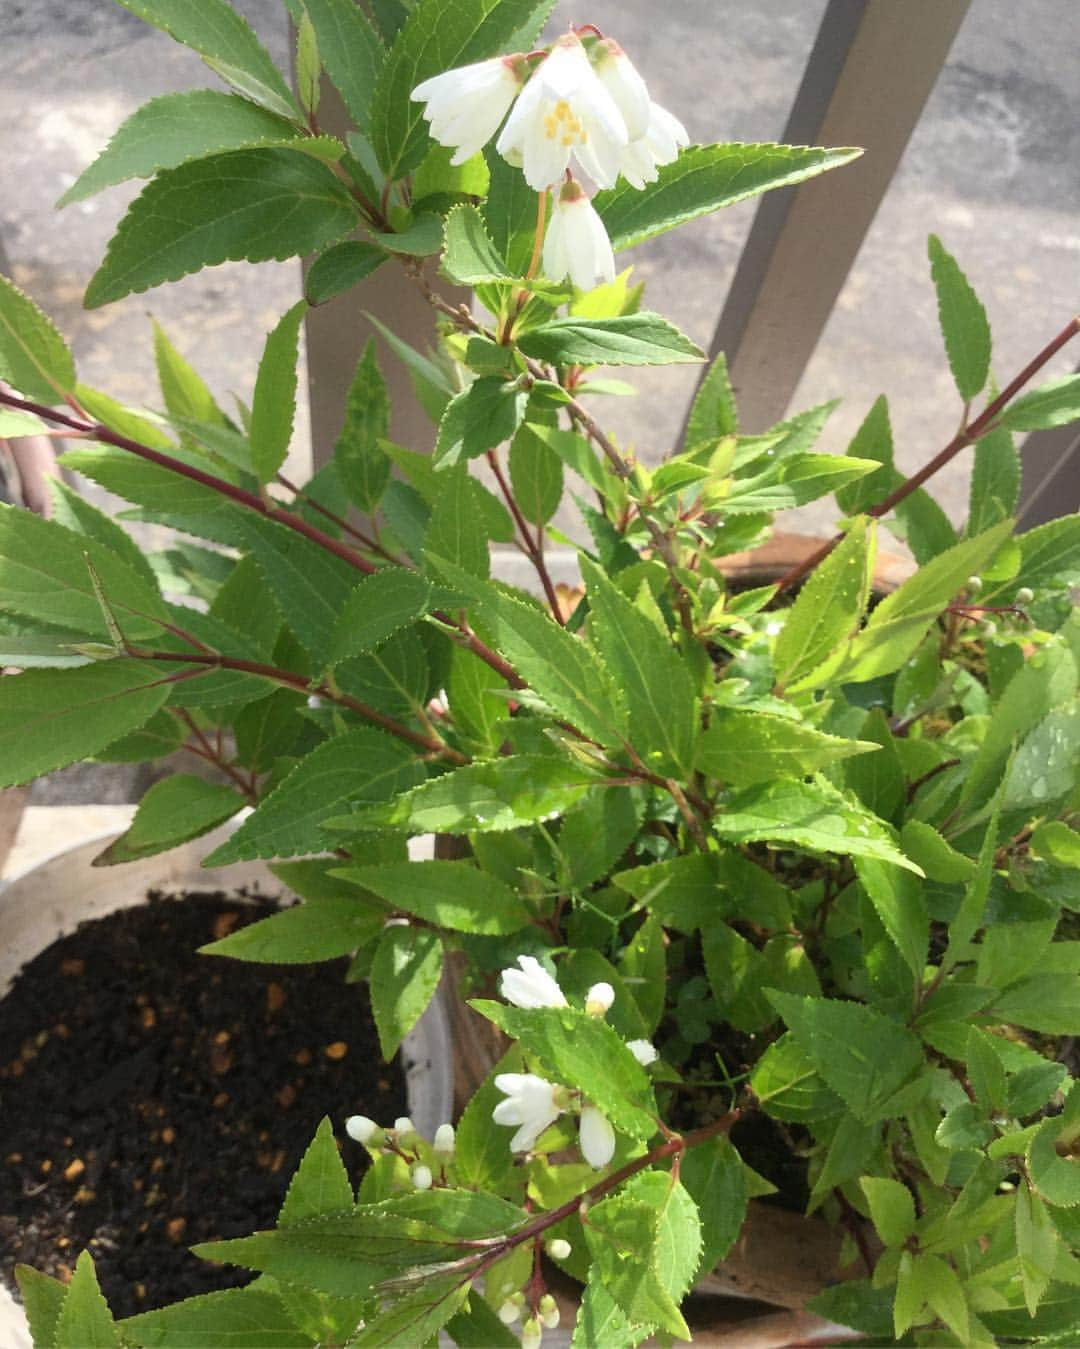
[486,449,565,623]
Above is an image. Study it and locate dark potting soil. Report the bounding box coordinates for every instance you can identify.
[0,891,407,1318]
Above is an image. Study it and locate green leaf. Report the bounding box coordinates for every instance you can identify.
[836,519,1014,681]
[998,373,1080,432]
[54,1252,119,1349]
[702,923,772,1032]
[845,708,904,823]
[767,991,925,1123]
[342,754,599,834]
[750,1033,842,1123]
[442,204,513,285]
[680,1136,747,1276]
[15,1264,67,1349]
[481,151,538,277]
[927,235,992,403]
[425,465,491,578]
[153,320,229,434]
[0,659,170,787]
[1007,700,1080,809]
[368,0,554,180]
[476,1001,657,1139]
[914,1252,969,1344]
[373,212,445,257]
[413,143,490,207]
[300,0,383,131]
[581,556,697,774]
[93,774,242,865]
[85,151,357,307]
[697,708,875,786]
[350,1273,469,1348]
[722,453,880,514]
[203,729,422,864]
[454,1045,522,1192]
[114,0,297,119]
[1027,1105,1080,1209]
[446,1296,519,1349]
[516,313,703,368]
[509,424,563,527]
[433,377,527,469]
[966,1027,1007,1112]
[1016,1183,1059,1316]
[199,893,386,965]
[59,91,314,205]
[991,976,1080,1035]
[329,569,431,665]
[1009,516,1080,592]
[334,338,391,513]
[0,274,75,400]
[774,517,874,691]
[616,914,665,1034]
[595,142,862,251]
[295,9,321,118]
[305,241,387,305]
[855,858,928,978]
[809,1115,879,1210]
[900,820,974,884]
[250,301,308,484]
[834,397,893,515]
[860,1176,916,1248]
[369,925,443,1057]
[712,778,921,872]
[572,1278,651,1349]
[944,775,1004,966]
[335,859,529,934]
[366,313,454,422]
[431,558,626,744]
[968,420,1019,536]
[685,352,737,449]
[121,1286,316,1347]
[48,479,159,595]
[1031,820,1080,867]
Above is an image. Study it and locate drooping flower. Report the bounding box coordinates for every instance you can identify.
[410,1163,433,1190]
[617,100,690,189]
[496,33,628,190]
[627,1038,659,1066]
[592,39,651,141]
[542,179,616,292]
[584,981,615,1017]
[578,1104,616,1168]
[499,954,567,1009]
[492,1072,565,1151]
[411,56,526,165]
[546,1238,572,1261]
[521,1315,543,1349]
[539,1294,561,1330]
[433,1122,455,1155]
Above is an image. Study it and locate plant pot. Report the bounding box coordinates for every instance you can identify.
[0,824,453,1347]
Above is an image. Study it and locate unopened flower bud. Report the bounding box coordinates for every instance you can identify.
[434,1122,455,1155]
[345,1115,383,1146]
[521,1314,543,1349]
[411,1163,433,1190]
[584,982,615,1017]
[498,1293,524,1324]
[393,1116,417,1145]
[306,694,324,709]
[966,575,983,595]
[539,1294,560,1330]
[546,1237,572,1261]
[979,619,997,638]
[1017,587,1034,605]
[627,1039,659,1066]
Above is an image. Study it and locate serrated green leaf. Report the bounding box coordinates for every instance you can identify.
[508,424,563,527]
[481,150,539,277]
[722,452,880,513]
[998,373,1080,432]
[702,922,772,1032]
[250,301,308,484]
[616,913,664,1034]
[854,857,927,978]
[85,151,357,307]
[300,0,383,131]
[968,420,1019,536]
[442,204,513,284]
[329,569,430,665]
[697,708,875,786]
[94,774,242,865]
[685,351,737,449]
[305,241,386,305]
[366,314,454,423]
[680,1136,746,1276]
[413,142,490,206]
[203,729,422,864]
[1016,1182,1060,1316]
[200,892,386,965]
[54,1252,119,1349]
[572,1277,651,1349]
[15,1264,67,1349]
[369,924,443,1057]
[0,273,76,399]
[928,235,992,403]
[0,408,48,436]
[373,212,445,256]
[595,142,862,251]
[860,1176,916,1247]
[834,396,893,515]
[767,991,925,1122]
[334,859,529,934]
[809,1115,879,1210]
[445,1295,519,1349]
[433,378,527,469]
[278,1117,355,1229]
[369,0,554,180]
[1007,700,1080,809]
[351,1272,470,1348]
[750,1033,842,1123]
[966,1027,1007,1113]
[1007,515,1080,593]
[944,775,1004,967]
[1028,1110,1080,1209]
[425,464,491,577]
[991,976,1080,1035]
[476,1001,657,1139]
[48,479,159,593]
[333,338,391,512]
[517,313,702,368]
[914,1252,969,1344]
[122,1286,315,1347]
[114,0,298,119]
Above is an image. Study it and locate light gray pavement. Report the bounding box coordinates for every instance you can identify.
[2,0,1079,804]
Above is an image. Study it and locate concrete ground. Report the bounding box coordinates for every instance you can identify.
[2,0,1079,803]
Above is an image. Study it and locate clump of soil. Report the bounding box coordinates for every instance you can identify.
[0,892,407,1317]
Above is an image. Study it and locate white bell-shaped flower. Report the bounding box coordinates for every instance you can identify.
[627,1038,659,1066]
[411,56,526,165]
[578,1104,616,1168]
[584,981,615,1017]
[618,100,690,189]
[499,954,567,1009]
[542,179,616,292]
[496,33,628,190]
[492,1072,564,1152]
[593,39,651,140]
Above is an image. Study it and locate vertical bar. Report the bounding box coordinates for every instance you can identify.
[684,0,971,438]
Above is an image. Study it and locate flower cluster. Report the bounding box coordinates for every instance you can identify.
[412,29,687,291]
[491,955,658,1170]
[344,1113,455,1192]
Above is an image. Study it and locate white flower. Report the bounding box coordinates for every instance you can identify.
[542,180,616,292]
[393,1115,415,1138]
[579,1104,616,1168]
[617,100,689,189]
[627,1039,659,1066]
[500,955,567,1009]
[433,1122,455,1155]
[546,1237,572,1261]
[584,981,615,1017]
[593,40,651,140]
[411,56,525,165]
[498,1297,522,1325]
[496,33,628,190]
[492,1072,564,1151]
[345,1115,382,1145]
[522,1315,543,1349]
[411,1163,433,1190]
[539,1294,561,1330]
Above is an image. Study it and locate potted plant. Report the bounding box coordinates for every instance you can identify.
[2,1,1080,1344]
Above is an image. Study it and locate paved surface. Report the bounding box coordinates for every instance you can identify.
[3,0,1079,803]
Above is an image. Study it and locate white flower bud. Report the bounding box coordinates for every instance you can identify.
[411,1163,433,1190]
[546,1237,572,1261]
[433,1123,456,1155]
[539,1294,560,1330]
[393,1116,416,1140]
[966,575,983,594]
[627,1039,659,1066]
[579,1105,616,1169]
[584,982,615,1017]
[345,1115,382,1146]
[521,1314,543,1349]
[306,694,324,709]
[498,1298,522,1325]
[1017,587,1034,604]
[980,619,997,638]
[499,955,567,1010]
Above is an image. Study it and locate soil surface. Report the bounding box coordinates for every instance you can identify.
[0,891,407,1317]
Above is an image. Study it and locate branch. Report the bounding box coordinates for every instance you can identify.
[486,448,565,623]
[173,708,260,804]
